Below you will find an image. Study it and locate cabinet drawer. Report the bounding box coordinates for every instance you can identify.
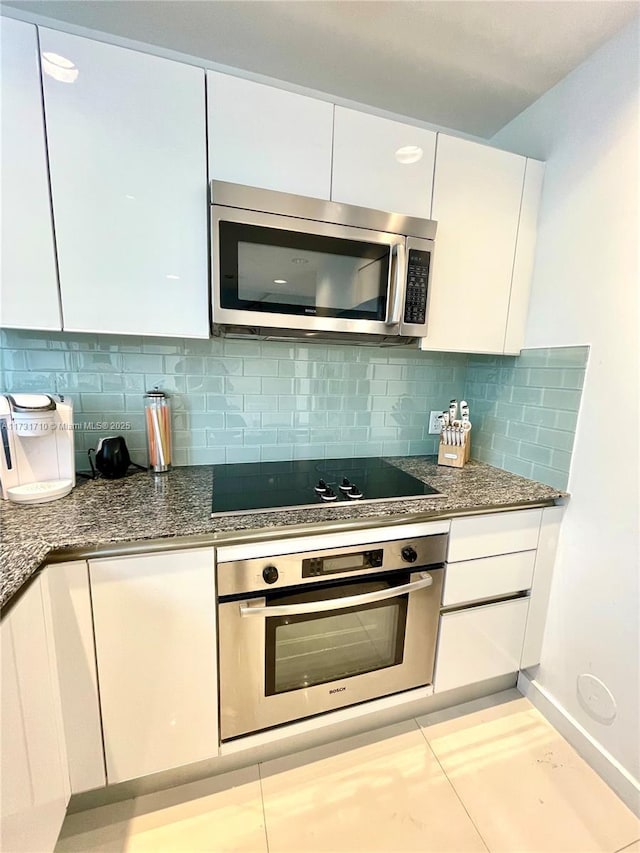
[443,551,536,607]
[434,598,529,693]
[448,509,542,562]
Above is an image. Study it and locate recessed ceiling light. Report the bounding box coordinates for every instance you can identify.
[42,52,79,83]
[291,257,309,265]
[395,145,423,165]
[166,274,180,280]
[273,279,287,284]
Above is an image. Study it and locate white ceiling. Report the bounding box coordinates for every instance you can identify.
[3,0,638,137]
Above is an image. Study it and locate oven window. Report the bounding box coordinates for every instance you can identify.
[264,580,408,695]
[219,221,389,320]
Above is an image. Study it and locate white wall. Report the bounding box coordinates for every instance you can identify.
[493,21,639,786]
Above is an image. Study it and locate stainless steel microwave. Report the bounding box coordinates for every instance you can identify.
[210,181,437,345]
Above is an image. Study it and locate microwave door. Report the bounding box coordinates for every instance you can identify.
[212,206,401,337]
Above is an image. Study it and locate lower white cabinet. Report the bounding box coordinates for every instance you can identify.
[448,509,542,563]
[442,551,536,608]
[45,562,106,793]
[0,576,69,853]
[435,598,530,693]
[436,507,562,692]
[89,548,218,784]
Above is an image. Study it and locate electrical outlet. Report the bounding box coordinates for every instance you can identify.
[428,411,443,434]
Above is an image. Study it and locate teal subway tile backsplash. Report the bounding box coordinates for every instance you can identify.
[0,331,587,488]
[0,330,467,470]
[464,346,589,490]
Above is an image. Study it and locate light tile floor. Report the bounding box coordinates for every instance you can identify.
[56,690,640,853]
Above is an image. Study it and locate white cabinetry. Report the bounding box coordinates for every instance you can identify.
[521,506,564,669]
[331,107,436,218]
[435,509,546,693]
[0,18,61,331]
[448,509,542,562]
[436,599,529,693]
[422,134,544,355]
[442,551,536,608]
[89,548,218,784]
[39,28,209,338]
[1,576,69,853]
[45,562,106,793]
[207,72,333,199]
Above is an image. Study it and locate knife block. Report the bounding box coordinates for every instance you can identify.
[437,437,471,468]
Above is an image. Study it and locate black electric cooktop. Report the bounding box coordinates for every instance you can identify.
[211,457,443,517]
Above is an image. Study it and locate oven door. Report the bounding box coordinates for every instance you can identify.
[218,568,444,741]
[212,206,407,336]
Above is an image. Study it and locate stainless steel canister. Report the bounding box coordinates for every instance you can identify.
[144,389,172,473]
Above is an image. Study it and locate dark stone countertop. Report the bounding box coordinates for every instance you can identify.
[0,457,565,610]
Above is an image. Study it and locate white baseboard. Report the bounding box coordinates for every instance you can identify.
[517,671,640,817]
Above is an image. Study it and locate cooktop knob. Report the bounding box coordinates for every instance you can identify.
[320,487,337,501]
[401,545,418,563]
[314,479,327,493]
[339,477,352,492]
[346,484,363,499]
[262,565,279,585]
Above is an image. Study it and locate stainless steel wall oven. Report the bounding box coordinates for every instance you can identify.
[217,530,446,741]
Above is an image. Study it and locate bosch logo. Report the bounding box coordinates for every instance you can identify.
[329,686,346,695]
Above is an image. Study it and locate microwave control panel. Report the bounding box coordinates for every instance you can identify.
[404,249,430,325]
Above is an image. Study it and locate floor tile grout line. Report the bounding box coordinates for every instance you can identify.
[413,716,492,853]
[615,838,640,853]
[257,762,271,853]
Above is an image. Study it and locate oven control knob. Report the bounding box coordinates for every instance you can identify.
[401,546,418,563]
[262,565,279,585]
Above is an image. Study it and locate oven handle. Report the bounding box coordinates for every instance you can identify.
[239,571,433,617]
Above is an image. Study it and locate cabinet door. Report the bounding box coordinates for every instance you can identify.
[45,562,106,793]
[207,72,333,199]
[39,29,208,338]
[435,598,529,693]
[1,577,69,853]
[89,548,218,784]
[331,107,436,218]
[521,506,563,669]
[421,134,526,354]
[504,159,545,354]
[0,18,61,331]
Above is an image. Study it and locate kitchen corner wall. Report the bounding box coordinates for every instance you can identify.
[0,329,468,471]
[465,346,589,490]
[0,330,587,488]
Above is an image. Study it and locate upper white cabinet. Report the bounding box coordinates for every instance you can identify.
[0,18,61,331]
[89,548,218,784]
[331,107,436,218]
[1,576,69,853]
[504,158,545,354]
[207,72,333,199]
[421,134,544,355]
[39,28,209,338]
